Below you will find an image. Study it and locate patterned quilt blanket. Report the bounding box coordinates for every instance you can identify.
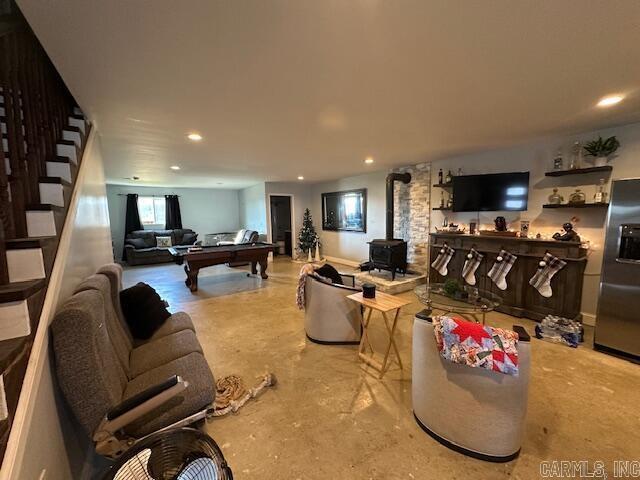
[433,316,520,376]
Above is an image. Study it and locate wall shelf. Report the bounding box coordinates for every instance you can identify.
[433,183,453,188]
[432,207,452,211]
[543,203,609,209]
[545,166,612,177]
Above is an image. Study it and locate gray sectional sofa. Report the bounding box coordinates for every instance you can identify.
[124,228,198,265]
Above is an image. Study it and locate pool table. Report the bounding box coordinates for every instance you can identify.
[169,243,275,292]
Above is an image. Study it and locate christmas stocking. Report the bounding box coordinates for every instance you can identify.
[529,252,567,298]
[431,245,455,276]
[487,249,517,290]
[462,248,484,285]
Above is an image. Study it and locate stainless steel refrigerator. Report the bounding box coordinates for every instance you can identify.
[595,178,640,361]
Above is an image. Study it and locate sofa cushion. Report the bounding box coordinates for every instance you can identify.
[128,329,204,378]
[126,238,148,249]
[171,229,191,245]
[181,232,197,245]
[137,312,196,346]
[123,352,215,437]
[128,230,156,248]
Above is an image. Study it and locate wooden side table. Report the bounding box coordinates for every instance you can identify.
[347,291,412,378]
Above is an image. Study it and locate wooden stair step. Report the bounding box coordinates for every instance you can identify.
[0,337,31,440]
[39,176,71,187]
[62,127,83,148]
[0,279,45,303]
[5,236,56,250]
[25,204,65,237]
[26,203,64,211]
[46,156,76,183]
[5,236,58,281]
[56,141,80,164]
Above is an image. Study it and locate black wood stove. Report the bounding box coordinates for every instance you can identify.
[363,172,411,280]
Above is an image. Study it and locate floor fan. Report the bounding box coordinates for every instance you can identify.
[103,428,233,480]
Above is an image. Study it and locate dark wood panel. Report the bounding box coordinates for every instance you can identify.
[430,233,587,322]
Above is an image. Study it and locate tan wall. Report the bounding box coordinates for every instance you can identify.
[310,171,389,263]
[1,131,114,480]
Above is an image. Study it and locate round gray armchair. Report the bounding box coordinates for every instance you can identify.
[304,273,362,345]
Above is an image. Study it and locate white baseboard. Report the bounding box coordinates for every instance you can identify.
[323,255,362,268]
[581,312,596,326]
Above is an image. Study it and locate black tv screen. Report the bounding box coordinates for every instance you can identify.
[452,172,530,212]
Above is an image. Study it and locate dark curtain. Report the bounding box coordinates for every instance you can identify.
[122,193,142,260]
[165,195,183,229]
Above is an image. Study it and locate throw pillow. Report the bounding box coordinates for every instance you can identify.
[156,236,173,248]
[119,282,171,340]
[181,232,197,245]
[125,238,148,249]
[314,263,343,285]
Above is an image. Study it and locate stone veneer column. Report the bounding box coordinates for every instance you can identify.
[393,163,431,272]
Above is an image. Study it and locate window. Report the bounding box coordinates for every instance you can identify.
[137,196,166,225]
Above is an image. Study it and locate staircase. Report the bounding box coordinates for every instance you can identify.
[0,3,90,461]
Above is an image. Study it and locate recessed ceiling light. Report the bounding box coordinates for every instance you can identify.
[298,176,304,180]
[170,165,180,170]
[187,133,203,141]
[365,156,374,164]
[597,95,624,108]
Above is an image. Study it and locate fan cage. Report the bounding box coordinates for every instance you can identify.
[103,427,232,480]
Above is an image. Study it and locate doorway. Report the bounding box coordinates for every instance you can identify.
[270,195,292,257]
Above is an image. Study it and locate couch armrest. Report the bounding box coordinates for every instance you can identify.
[512,325,530,342]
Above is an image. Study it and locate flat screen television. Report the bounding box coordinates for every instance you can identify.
[452,172,530,212]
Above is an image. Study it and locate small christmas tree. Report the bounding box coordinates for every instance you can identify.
[298,208,318,255]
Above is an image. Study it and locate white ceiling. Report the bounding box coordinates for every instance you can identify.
[18,0,640,189]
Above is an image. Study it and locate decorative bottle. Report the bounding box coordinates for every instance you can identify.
[569,189,586,205]
[438,168,443,184]
[594,179,607,204]
[439,190,445,208]
[548,188,564,205]
[447,193,454,209]
[569,141,582,170]
[553,149,563,170]
[445,170,453,184]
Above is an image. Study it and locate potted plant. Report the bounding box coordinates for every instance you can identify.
[443,279,468,300]
[583,135,620,167]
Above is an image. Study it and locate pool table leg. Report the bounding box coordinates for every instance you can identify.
[251,261,258,275]
[259,257,268,279]
[184,265,199,292]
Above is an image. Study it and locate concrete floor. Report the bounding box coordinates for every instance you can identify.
[124,258,639,480]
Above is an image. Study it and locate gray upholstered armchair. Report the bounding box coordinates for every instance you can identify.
[304,273,362,344]
[412,310,531,462]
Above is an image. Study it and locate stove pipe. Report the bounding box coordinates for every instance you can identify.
[385,172,411,240]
